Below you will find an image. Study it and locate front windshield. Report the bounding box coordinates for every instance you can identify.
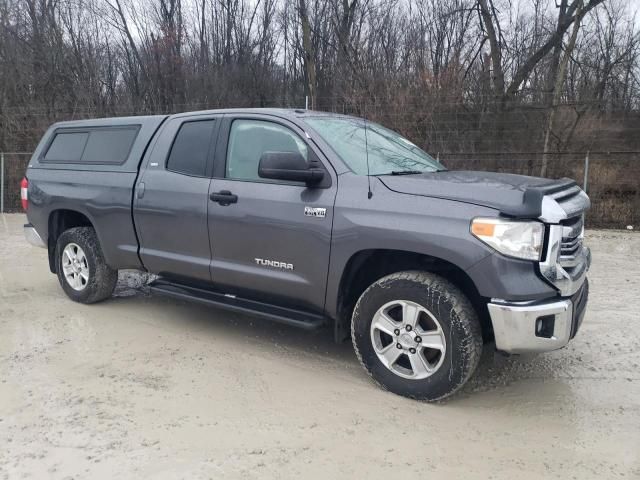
[304,116,444,175]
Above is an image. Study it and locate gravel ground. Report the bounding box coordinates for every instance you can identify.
[0,213,638,479]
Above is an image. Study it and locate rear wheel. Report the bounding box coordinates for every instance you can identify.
[55,227,117,304]
[351,271,482,401]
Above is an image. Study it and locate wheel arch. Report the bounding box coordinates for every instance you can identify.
[47,209,94,273]
[333,249,492,343]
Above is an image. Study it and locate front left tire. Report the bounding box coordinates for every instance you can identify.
[351,271,483,401]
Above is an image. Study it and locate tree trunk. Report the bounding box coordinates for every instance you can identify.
[298,0,316,109]
[540,1,584,177]
[336,0,358,105]
[477,0,504,103]
[545,0,569,107]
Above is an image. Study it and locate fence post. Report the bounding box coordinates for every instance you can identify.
[305,96,309,110]
[583,151,590,193]
[0,152,4,214]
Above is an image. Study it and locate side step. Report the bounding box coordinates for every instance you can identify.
[149,279,326,330]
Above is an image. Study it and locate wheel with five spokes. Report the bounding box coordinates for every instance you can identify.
[55,227,118,304]
[351,271,483,401]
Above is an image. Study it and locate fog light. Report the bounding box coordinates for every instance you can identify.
[535,315,555,338]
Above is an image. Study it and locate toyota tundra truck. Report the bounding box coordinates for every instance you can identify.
[21,108,591,400]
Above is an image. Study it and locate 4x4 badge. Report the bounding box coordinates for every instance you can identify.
[304,206,326,218]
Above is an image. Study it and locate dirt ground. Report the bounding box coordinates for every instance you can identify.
[0,213,638,479]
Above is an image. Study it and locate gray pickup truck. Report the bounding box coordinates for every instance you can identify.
[22,108,590,400]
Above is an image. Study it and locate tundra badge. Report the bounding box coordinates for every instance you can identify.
[255,258,294,270]
[304,206,326,218]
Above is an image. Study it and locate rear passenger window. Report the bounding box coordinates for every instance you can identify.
[44,132,89,162]
[82,128,138,164]
[43,127,139,164]
[166,120,216,177]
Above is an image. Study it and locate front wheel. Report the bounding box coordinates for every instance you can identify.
[351,271,482,401]
[55,227,118,304]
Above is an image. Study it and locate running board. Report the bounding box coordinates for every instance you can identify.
[149,279,326,330]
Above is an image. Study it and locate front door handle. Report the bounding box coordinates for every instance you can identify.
[210,190,238,206]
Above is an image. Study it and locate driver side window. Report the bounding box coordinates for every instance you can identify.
[226,119,308,182]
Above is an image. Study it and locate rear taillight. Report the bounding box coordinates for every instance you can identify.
[20,177,28,211]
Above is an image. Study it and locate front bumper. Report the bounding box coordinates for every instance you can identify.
[24,224,46,248]
[487,279,589,354]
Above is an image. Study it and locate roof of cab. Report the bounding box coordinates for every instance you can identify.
[166,107,354,120]
[49,114,168,129]
[47,108,354,128]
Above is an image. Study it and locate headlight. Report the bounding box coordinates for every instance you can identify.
[471,218,544,261]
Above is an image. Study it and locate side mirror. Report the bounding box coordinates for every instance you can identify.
[258,151,325,185]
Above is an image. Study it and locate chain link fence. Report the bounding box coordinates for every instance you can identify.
[1,150,638,228]
[1,153,31,214]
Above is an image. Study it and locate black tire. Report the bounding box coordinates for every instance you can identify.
[55,227,118,304]
[351,271,482,401]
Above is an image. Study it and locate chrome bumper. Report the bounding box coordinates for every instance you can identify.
[487,280,588,354]
[24,224,46,248]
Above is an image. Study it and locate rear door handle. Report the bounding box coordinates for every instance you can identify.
[209,190,238,206]
[136,182,145,199]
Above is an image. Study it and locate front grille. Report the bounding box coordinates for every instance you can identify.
[539,184,590,297]
[559,215,584,268]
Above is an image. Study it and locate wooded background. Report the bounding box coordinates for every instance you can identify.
[0,0,638,226]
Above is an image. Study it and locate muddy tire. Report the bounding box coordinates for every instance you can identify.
[351,271,482,401]
[55,227,118,304]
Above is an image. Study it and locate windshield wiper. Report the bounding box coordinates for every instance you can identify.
[389,170,423,175]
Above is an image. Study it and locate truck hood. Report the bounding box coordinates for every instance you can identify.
[378,170,582,219]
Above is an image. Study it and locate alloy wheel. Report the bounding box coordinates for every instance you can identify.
[370,299,446,379]
[61,243,90,291]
